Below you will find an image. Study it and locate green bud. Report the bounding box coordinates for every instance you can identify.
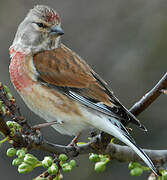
[162,171,167,179]
[48,163,59,175]
[69,160,76,168]
[59,154,68,162]
[42,156,53,168]
[10,128,16,136]
[130,167,143,176]
[12,158,23,166]
[53,177,58,180]
[89,154,100,162]
[4,85,11,93]
[6,121,14,128]
[16,124,22,131]
[16,149,26,158]
[128,162,141,169]
[163,171,167,176]
[62,163,72,172]
[61,163,68,168]
[24,154,39,166]
[13,122,21,130]
[94,162,106,173]
[6,148,16,157]
[1,105,6,115]
[148,176,156,180]
[7,121,21,130]
[53,176,62,180]
[7,92,13,100]
[99,156,110,163]
[98,155,110,163]
[18,162,33,173]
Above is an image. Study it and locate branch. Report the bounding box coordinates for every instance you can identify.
[105,143,167,165]
[33,133,167,165]
[130,72,167,116]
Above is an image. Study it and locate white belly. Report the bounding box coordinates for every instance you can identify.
[20,83,92,136]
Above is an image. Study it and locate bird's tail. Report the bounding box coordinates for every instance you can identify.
[88,116,159,176]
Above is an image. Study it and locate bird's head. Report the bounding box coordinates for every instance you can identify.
[11,5,64,53]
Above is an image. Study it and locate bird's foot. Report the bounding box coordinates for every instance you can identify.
[68,132,81,147]
[66,133,81,157]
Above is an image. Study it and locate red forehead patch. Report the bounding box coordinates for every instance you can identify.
[46,12,60,23]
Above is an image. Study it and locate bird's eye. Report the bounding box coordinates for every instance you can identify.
[36,22,47,28]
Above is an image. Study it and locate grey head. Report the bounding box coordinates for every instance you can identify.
[12,5,64,53]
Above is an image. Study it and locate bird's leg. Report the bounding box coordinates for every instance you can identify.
[32,120,64,130]
[28,121,64,147]
[68,132,81,147]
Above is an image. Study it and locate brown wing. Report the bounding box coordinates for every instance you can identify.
[33,44,112,105]
[33,44,146,130]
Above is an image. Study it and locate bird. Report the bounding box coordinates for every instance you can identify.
[9,5,158,175]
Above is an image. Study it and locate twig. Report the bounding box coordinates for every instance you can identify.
[0,115,10,136]
[130,72,167,116]
[0,83,30,131]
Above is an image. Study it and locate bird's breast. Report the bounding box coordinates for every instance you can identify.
[9,49,34,92]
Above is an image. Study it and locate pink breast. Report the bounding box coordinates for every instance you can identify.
[9,49,33,92]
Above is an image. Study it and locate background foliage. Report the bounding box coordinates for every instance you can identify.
[0,0,167,179]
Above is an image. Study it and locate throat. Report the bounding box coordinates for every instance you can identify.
[47,36,61,50]
[9,48,34,92]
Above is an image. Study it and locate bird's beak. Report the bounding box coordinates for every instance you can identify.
[50,25,64,36]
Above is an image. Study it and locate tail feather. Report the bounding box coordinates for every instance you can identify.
[124,137,158,175]
[89,116,159,175]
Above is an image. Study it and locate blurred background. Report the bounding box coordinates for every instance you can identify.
[0,0,167,179]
